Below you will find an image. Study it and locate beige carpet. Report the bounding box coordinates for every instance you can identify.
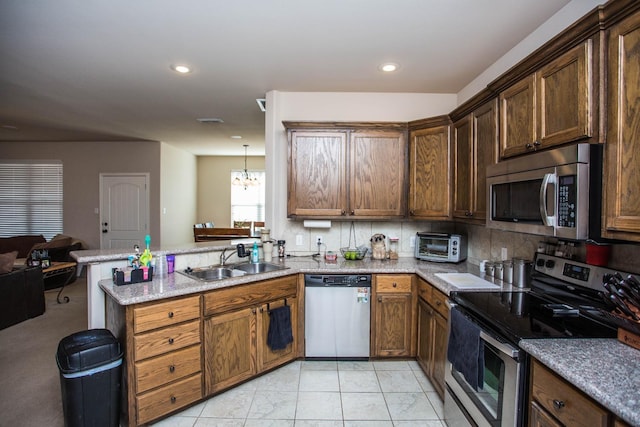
[0,275,87,427]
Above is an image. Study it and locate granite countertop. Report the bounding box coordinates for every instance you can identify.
[99,256,520,306]
[521,338,640,426]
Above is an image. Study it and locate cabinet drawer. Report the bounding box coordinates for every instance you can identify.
[417,278,432,302]
[136,373,202,425]
[203,275,297,316]
[135,345,201,394]
[531,360,609,427]
[134,296,200,334]
[376,275,412,293]
[135,320,201,361]
[428,288,449,319]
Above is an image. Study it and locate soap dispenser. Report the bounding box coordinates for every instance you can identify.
[251,241,259,263]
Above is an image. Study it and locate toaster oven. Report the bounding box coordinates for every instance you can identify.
[414,232,467,263]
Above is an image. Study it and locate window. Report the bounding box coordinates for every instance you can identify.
[0,161,63,239]
[230,170,265,225]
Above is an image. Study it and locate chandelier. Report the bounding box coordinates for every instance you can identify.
[232,144,261,189]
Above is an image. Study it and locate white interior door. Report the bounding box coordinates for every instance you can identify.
[100,173,149,249]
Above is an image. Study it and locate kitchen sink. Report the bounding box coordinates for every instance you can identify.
[178,262,288,282]
[229,262,288,274]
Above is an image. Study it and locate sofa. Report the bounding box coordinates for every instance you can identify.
[0,265,45,330]
[0,234,83,290]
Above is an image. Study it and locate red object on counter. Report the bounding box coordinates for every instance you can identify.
[585,242,611,266]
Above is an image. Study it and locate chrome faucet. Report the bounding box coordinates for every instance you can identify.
[220,244,248,266]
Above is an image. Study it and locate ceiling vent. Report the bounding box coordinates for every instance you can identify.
[197,118,224,123]
[256,98,266,112]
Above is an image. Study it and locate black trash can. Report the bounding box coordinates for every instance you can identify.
[56,329,123,427]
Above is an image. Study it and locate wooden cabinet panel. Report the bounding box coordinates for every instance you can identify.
[530,400,563,427]
[134,320,201,361]
[408,123,451,219]
[415,277,449,399]
[204,307,256,394]
[135,345,201,394]
[603,10,640,241]
[203,276,297,317]
[133,295,200,334]
[500,41,594,159]
[349,130,406,217]
[531,360,609,427]
[453,116,472,218]
[136,374,202,425]
[500,76,536,158]
[287,131,347,217]
[472,99,498,221]
[373,274,414,357]
[376,275,412,293]
[285,123,407,219]
[537,41,592,146]
[257,297,297,372]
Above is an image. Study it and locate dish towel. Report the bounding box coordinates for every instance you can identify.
[267,305,293,350]
[446,307,484,391]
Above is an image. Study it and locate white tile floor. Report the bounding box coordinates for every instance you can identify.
[151,360,446,427]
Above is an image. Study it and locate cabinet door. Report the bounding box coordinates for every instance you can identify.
[257,297,297,372]
[530,401,563,427]
[500,75,536,159]
[603,11,640,241]
[204,308,256,394]
[537,41,592,148]
[349,130,407,217]
[374,293,413,357]
[472,99,498,221]
[416,297,433,374]
[408,125,451,219]
[431,309,448,399]
[453,115,472,219]
[288,131,347,217]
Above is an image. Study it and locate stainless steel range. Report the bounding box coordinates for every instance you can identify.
[444,253,636,427]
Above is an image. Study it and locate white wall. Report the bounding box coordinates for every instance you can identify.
[265,91,457,256]
[160,142,198,247]
[458,0,603,103]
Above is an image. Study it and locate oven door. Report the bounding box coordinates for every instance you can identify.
[444,320,524,427]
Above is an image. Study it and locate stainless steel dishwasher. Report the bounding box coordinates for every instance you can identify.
[304,274,371,359]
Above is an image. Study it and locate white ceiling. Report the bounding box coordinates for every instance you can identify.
[0,0,572,156]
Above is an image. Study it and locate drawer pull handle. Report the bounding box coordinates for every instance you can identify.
[169,365,175,373]
[436,301,442,306]
[168,311,174,318]
[170,396,177,404]
[553,399,565,410]
[378,296,382,302]
[168,338,174,345]
[393,283,397,287]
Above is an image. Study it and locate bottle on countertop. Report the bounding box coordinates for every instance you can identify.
[139,235,153,267]
[251,241,259,263]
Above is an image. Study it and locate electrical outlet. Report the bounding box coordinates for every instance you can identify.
[410,236,416,247]
[296,234,304,246]
[501,247,508,261]
[316,235,323,245]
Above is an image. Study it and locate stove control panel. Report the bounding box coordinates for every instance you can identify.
[533,253,629,293]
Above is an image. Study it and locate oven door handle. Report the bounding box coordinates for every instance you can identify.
[480,330,520,359]
[539,172,556,227]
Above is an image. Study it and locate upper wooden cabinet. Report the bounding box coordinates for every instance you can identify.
[602,7,640,241]
[453,99,498,222]
[408,117,452,220]
[285,122,407,219]
[499,40,595,159]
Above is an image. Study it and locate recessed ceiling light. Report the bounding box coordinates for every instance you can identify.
[379,63,399,72]
[231,135,242,139]
[171,64,192,74]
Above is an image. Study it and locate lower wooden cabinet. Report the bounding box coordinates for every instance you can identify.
[203,276,298,395]
[529,359,631,427]
[125,295,203,426]
[372,274,415,357]
[416,277,449,398]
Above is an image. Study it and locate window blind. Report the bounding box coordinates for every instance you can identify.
[0,161,63,240]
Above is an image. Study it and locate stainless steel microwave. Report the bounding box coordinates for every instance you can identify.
[414,232,467,263]
[486,143,602,240]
